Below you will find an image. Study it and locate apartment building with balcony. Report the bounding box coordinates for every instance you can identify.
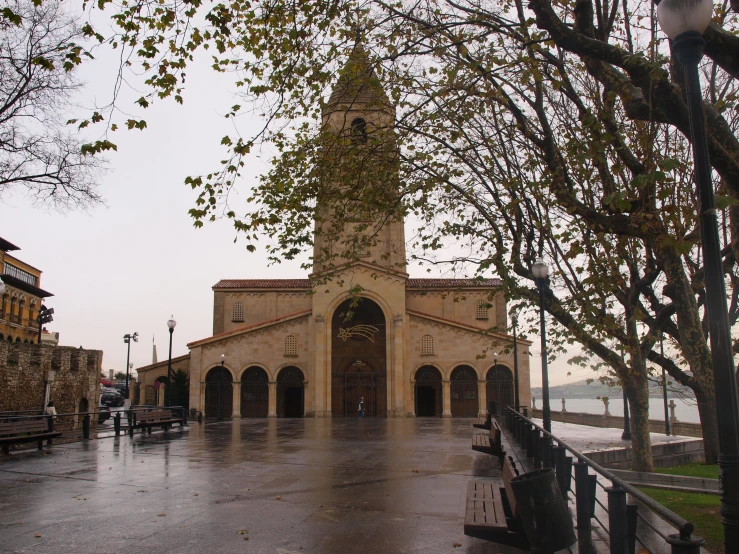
[0,236,53,343]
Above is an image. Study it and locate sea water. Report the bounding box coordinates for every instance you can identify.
[535,397,701,424]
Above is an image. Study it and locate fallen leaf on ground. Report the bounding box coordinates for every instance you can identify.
[412,469,419,473]
[238,530,248,535]
[34,533,41,538]
[244,537,249,541]
[452,543,462,548]
[275,495,282,500]
[158,513,167,517]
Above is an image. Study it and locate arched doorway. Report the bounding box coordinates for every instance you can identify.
[277,366,304,418]
[486,365,514,416]
[331,297,387,417]
[414,366,442,417]
[450,365,478,417]
[205,366,233,419]
[241,366,268,418]
[154,376,169,406]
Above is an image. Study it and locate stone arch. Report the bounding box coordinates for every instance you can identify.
[241,366,269,418]
[442,362,482,381]
[486,364,514,416]
[450,365,478,417]
[15,337,21,343]
[236,363,270,382]
[331,296,387,417]
[413,365,442,417]
[204,365,233,419]
[277,366,304,418]
[7,334,13,342]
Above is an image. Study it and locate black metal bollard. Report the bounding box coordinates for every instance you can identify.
[626,504,638,554]
[552,445,568,497]
[542,437,553,469]
[197,411,203,424]
[606,485,628,554]
[114,412,121,436]
[533,429,541,467]
[518,417,525,445]
[83,414,91,440]
[666,533,705,554]
[182,407,188,426]
[574,462,591,531]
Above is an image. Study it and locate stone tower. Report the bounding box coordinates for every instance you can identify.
[312,44,407,274]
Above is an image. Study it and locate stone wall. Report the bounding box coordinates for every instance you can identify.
[0,341,102,417]
[529,408,703,438]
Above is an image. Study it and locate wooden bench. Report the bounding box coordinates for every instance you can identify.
[0,418,62,454]
[464,456,527,548]
[471,421,505,466]
[128,409,183,436]
[472,413,492,430]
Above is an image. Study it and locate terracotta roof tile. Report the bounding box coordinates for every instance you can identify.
[214,279,311,289]
[407,278,502,288]
[214,277,501,289]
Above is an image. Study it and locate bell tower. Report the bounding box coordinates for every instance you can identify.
[312,45,407,274]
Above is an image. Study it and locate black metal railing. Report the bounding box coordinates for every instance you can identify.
[0,406,189,450]
[504,407,704,554]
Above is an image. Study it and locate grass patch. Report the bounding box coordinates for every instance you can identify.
[654,463,719,480]
[636,487,723,553]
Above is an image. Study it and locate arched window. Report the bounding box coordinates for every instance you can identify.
[232,301,245,322]
[351,117,368,143]
[475,300,490,320]
[420,334,434,355]
[284,335,298,356]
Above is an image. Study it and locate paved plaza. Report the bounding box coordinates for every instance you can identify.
[0,418,513,554]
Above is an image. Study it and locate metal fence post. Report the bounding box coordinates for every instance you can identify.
[552,445,568,497]
[518,417,525,445]
[626,504,638,554]
[542,436,553,469]
[574,462,591,531]
[525,423,534,458]
[666,533,705,554]
[606,484,628,554]
[114,412,121,436]
[83,414,91,440]
[533,429,541,467]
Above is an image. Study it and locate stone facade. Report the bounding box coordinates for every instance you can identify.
[136,47,532,419]
[0,341,102,416]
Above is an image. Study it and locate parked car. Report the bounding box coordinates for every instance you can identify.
[101,390,124,407]
[97,404,111,423]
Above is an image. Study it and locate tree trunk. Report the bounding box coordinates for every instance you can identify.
[626,370,654,472]
[694,386,719,464]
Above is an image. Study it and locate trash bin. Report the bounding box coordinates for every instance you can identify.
[510,468,576,553]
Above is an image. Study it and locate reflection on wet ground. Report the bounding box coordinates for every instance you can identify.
[0,418,517,553]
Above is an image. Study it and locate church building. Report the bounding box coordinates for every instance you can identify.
[135,47,531,419]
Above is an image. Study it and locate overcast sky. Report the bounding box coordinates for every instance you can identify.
[0,13,596,388]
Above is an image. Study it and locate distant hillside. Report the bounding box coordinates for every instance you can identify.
[531,378,694,399]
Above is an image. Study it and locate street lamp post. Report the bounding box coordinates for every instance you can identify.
[512,314,520,412]
[166,316,176,407]
[123,332,139,405]
[218,354,225,421]
[532,259,552,433]
[661,335,670,436]
[657,1,739,548]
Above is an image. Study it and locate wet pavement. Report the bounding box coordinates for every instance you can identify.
[0,418,514,554]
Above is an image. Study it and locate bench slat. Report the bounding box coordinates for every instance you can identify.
[502,456,520,518]
[464,480,507,534]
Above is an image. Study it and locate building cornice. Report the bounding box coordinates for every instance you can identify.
[407,309,532,345]
[187,309,312,348]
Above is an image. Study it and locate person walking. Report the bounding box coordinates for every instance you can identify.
[45,401,57,418]
[358,396,365,418]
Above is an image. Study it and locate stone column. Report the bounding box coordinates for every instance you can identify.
[199,383,206,417]
[392,313,405,417]
[314,313,328,417]
[232,381,242,418]
[158,384,165,406]
[268,381,277,417]
[477,380,487,417]
[442,380,452,418]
